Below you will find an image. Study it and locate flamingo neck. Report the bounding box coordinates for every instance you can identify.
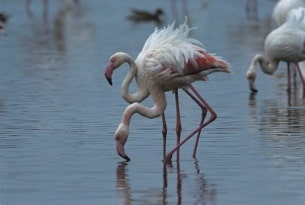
[121,103,139,126]
[120,55,149,103]
[254,54,279,75]
[121,88,167,126]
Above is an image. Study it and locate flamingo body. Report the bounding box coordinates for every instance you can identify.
[105,19,230,162]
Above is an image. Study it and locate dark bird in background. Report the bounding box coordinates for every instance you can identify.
[0,13,9,35]
[127,8,164,25]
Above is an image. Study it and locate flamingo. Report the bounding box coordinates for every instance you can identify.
[246,8,305,93]
[104,18,230,162]
[272,0,305,26]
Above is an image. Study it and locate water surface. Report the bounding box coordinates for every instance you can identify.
[0,1,305,205]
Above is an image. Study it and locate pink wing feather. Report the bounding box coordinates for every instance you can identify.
[184,49,230,75]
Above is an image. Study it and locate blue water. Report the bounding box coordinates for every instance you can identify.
[0,0,305,204]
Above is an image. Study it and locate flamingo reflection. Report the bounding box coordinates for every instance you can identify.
[116,161,217,205]
[116,163,131,205]
[248,83,305,136]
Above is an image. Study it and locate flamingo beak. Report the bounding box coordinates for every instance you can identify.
[248,78,258,93]
[116,141,131,161]
[104,62,114,86]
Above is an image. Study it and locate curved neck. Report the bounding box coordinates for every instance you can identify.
[121,55,148,103]
[251,54,279,75]
[122,90,166,126]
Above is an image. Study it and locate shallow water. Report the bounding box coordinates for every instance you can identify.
[0,0,305,205]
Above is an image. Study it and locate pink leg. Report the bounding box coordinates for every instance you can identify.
[165,85,216,162]
[292,64,297,79]
[295,63,305,91]
[174,89,182,161]
[162,113,167,159]
[287,62,291,92]
[183,88,208,158]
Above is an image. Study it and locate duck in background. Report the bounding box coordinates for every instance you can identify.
[127,8,164,25]
[0,13,8,36]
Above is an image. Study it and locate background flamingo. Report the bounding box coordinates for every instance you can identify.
[272,0,305,26]
[272,1,305,88]
[246,8,305,93]
[104,19,230,162]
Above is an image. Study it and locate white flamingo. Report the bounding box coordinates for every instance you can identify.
[246,8,305,93]
[104,19,230,162]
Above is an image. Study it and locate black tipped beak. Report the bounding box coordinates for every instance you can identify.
[116,141,130,162]
[105,74,113,86]
[250,87,258,93]
[248,79,258,93]
[119,154,131,162]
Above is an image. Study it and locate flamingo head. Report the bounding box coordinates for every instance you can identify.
[114,123,131,162]
[104,52,131,86]
[246,66,258,93]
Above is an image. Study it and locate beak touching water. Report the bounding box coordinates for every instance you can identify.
[246,71,258,93]
[116,141,131,161]
[248,78,258,93]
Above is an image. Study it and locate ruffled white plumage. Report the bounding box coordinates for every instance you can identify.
[135,19,206,76]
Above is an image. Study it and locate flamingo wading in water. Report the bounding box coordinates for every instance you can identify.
[246,8,305,93]
[104,18,230,162]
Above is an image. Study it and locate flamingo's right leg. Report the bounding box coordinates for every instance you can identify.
[162,113,167,159]
[295,63,305,92]
[174,89,182,161]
